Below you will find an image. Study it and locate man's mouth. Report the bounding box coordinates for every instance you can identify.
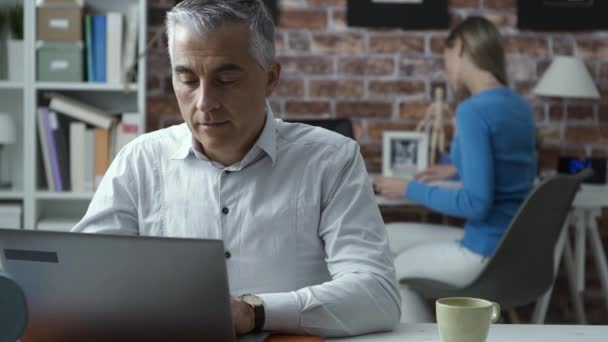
[198,121,229,127]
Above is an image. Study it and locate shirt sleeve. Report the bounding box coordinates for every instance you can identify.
[71,143,140,235]
[258,140,401,337]
[406,105,494,221]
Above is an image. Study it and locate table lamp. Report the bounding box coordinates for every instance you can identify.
[534,56,600,100]
[0,113,16,189]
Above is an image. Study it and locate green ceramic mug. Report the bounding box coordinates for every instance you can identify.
[436,297,500,342]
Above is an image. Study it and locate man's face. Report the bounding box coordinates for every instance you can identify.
[171,23,280,156]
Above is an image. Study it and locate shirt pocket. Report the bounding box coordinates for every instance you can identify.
[161,161,220,239]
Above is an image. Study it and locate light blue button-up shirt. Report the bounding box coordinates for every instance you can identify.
[73,110,400,337]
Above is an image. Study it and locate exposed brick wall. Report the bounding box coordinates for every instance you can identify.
[146,0,608,175]
[146,0,608,323]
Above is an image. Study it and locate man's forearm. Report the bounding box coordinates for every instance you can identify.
[258,272,400,337]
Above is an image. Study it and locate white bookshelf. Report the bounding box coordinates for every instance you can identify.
[0,192,24,200]
[35,82,139,91]
[35,192,95,201]
[0,0,148,230]
[0,82,24,89]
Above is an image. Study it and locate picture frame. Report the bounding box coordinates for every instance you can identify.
[382,131,428,178]
[518,0,608,30]
[347,0,449,30]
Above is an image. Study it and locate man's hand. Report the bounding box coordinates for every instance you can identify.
[414,164,456,183]
[231,297,255,335]
[373,176,410,199]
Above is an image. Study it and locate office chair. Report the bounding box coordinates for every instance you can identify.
[401,169,592,318]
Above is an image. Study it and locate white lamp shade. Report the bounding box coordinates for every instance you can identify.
[0,114,16,144]
[534,56,600,99]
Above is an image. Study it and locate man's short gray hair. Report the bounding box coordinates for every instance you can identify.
[166,0,276,69]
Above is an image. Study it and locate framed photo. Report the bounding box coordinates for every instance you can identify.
[382,131,428,178]
[347,0,449,30]
[518,0,608,30]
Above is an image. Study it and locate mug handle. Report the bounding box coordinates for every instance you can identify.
[491,302,501,323]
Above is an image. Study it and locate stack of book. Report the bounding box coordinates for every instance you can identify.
[85,3,139,83]
[37,93,140,192]
[0,204,22,229]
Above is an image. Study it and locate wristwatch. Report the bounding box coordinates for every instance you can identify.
[240,294,265,333]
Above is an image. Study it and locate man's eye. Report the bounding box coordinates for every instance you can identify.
[216,78,237,86]
[180,78,198,86]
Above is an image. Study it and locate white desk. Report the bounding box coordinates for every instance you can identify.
[565,184,608,323]
[328,323,607,341]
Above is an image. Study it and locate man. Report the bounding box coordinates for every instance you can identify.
[73,0,400,337]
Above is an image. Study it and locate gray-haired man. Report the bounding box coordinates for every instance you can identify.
[73,0,400,337]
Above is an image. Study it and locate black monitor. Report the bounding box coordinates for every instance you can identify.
[286,118,355,140]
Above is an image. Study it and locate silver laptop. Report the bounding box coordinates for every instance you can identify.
[0,228,236,342]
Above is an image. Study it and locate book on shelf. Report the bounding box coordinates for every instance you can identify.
[50,111,71,192]
[106,12,124,84]
[40,107,65,191]
[37,108,56,191]
[48,92,117,129]
[94,127,110,189]
[69,122,87,193]
[85,128,95,191]
[0,204,22,230]
[92,14,107,83]
[36,217,80,232]
[113,112,139,158]
[85,15,94,82]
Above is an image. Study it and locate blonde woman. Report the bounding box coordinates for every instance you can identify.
[374,17,537,322]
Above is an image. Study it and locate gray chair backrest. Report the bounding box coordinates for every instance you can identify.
[464,169,592,308]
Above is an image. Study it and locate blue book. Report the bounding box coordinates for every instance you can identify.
[92,15,107,83]
[85,15,94,82]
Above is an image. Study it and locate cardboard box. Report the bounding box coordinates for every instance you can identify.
[37,41,84,82]
[37,5,83,42]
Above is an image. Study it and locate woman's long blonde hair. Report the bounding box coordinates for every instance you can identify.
[445,17,508,88]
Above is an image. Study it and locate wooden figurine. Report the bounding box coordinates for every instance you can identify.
[416,87,452,166]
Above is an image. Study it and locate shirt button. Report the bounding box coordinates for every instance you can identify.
[222,207,229,215]
[225,170,232,175]
[225,251,231,259]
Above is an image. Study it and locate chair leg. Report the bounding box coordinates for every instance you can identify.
[587,210,608,312]
[532,219,570,324]
[573,209,587,293]
[508,309,521,324]
[564,237,588,324]
[532,288,553,324]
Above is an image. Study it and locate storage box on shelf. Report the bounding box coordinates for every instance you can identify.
[37,41,84,82]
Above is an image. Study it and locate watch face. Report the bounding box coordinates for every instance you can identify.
[243,295,263,306]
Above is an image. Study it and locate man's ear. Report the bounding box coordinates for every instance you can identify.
[456,38,465,58]
[265,62,281,97]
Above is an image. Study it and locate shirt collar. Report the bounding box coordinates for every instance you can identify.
[170,104,277,166]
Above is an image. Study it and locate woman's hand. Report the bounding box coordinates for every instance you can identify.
[373,176,410,199]
[414,165,456,183]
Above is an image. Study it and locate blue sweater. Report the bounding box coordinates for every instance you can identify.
[406,87,537,257]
